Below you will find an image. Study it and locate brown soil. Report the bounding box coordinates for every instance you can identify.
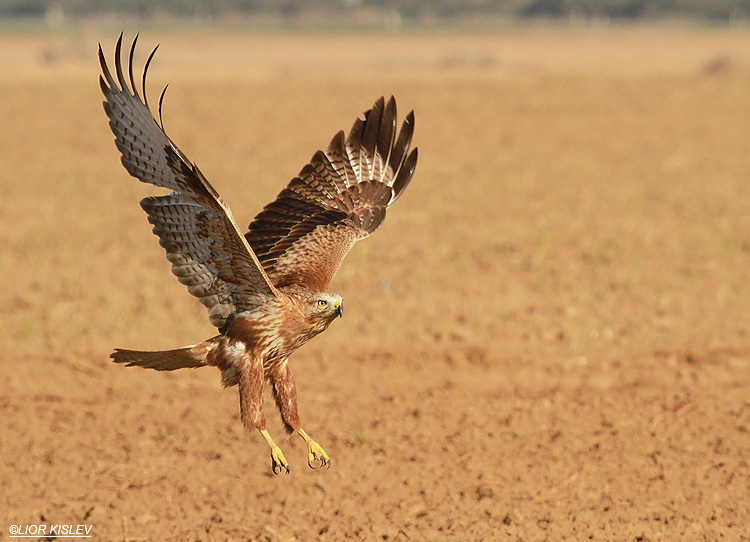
[2,27,749,541]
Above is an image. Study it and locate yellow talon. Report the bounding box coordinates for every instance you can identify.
[260,429,290,474]
[307,440,330,469]
[270,446,290,475]
[298,429,331,469]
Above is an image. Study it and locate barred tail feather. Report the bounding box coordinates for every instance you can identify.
[111,341,214,371]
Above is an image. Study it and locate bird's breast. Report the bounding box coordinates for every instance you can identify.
[223,299,320,363]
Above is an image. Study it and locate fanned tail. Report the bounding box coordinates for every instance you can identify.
[111,340,216,371]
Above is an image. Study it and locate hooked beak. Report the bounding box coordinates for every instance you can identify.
[335,303,343,318]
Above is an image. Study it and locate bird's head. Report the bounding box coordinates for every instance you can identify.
[304,292,343,327]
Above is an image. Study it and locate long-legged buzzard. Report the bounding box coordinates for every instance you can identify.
[99,34,417,474]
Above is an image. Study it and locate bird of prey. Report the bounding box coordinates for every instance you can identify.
[99,34,417,474]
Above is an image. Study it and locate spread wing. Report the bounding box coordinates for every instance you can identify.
[245,96,418,292]
[100,34,277,330]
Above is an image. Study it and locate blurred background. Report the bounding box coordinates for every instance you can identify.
[1,0,750,27]
[1,3,749,541]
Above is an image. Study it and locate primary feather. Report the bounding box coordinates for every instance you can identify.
[99,33,277,331]
[245,96,418,291]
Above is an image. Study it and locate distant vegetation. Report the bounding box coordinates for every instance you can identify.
[1,0,748,23]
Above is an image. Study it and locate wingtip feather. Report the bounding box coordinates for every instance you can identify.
[390,147,418,205]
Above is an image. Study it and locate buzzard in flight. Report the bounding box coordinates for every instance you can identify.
[99,34,417,474]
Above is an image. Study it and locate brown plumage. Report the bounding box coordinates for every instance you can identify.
[100,34,417,474]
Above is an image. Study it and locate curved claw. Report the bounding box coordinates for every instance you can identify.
[297,428,331,471]
[270,446,290,475]
[308,456,332,470]
[306,440,331,470]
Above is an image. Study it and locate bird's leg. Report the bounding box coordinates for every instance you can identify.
[271,361,331,470]
[259,428,289,475]
[239,356,289,474]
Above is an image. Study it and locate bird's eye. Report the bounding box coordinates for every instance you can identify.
[316,299,327,308]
